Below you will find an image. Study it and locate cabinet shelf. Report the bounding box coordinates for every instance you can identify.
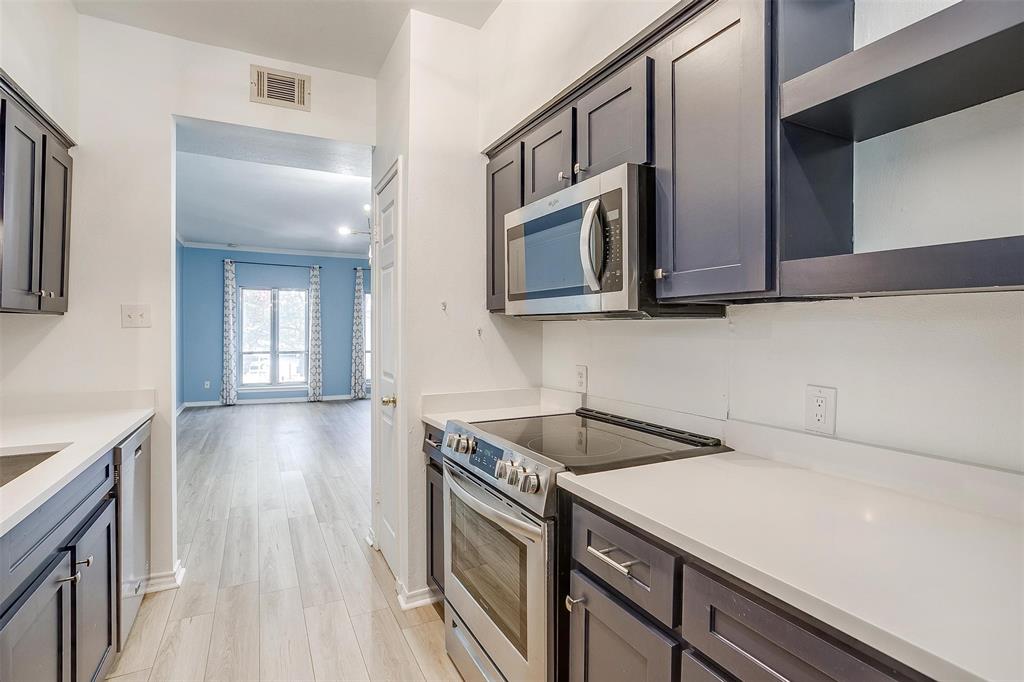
[780,235,1024,297]
[781,0,1024,141]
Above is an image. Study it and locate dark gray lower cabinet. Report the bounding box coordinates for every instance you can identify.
[575,56,652,179]
[426,462,444,593]
[568,569,678,682]
[68,498,117,682]
[0,552,74,682]
[521,108,574,205]
[653,0,770,299]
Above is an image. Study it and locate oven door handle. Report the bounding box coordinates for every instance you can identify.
[444,464,542,540]
[579,198,604,292]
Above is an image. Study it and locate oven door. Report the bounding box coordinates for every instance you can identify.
[504,165,630,317]
[443,463,551,682]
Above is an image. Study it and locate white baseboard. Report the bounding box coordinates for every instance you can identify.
[180,394,355,409]
[397,584,441,610]
[175,403,186,417]
[146,560,185,593]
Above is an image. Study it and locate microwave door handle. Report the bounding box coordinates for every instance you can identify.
[579,199,603,292]
[444,464,542,540]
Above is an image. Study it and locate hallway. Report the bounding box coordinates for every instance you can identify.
[108,401,459,681]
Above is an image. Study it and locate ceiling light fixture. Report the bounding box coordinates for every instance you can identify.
[338,226,352,235]
[363,203,371,212]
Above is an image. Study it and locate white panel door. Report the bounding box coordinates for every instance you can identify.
[373,167,400,573]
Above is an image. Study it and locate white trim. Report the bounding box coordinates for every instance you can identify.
[176,403,186,417]
[397,583,441,610]
[180,240,368,259]
[237,385,308,393]
[180,395,353,409]
[146,560,186,593]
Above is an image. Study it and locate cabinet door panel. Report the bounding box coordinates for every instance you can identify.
[69,499,117,682]
[0,553,73,682]
[426,463,445,593]
[654,0,769,298]
[576,57,652,178]
[40,140,73,313]
[568,570,678,682]
[522,108,574,204]
[485,143,522,312]
[1,98,45,310]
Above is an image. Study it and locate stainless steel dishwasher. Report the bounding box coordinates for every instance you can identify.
[114,420,151,651]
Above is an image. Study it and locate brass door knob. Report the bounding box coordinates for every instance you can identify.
[381,395,397,407]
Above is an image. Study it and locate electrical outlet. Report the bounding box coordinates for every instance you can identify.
[804,385,837,436]
[203,380,211,389]
[120,304,152,328]
[575,365,588,393]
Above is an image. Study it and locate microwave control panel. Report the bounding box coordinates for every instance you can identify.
[599,187,623,292]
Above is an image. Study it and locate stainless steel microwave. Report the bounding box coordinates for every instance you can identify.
[504,163,653,318]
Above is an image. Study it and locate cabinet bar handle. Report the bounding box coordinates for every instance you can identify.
[565,595,585,613]
[586,545,649,589]
[76,555,94,568]
[424,437,443,448]
[57,571,81,585]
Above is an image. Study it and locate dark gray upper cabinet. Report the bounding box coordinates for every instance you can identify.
[1,97,46,311]
[575,57,652,179]
[40,140,73,314]
[0,553,74,682]
[568,570,679,682]
[68,498,117,682]
[653,0,770,300]
[522,108,574,205]
[485,143,522,312]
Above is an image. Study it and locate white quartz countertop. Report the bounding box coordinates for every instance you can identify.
[421,387,581,430]
[0,407,155,535]
[423,404,577,430]
[558,451,1023,682]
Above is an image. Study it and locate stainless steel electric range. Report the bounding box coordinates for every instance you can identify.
[439,408,728,682]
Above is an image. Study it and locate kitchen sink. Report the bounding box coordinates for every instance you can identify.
[0,445,68,486]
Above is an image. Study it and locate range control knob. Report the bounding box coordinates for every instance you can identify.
[454,437,468,454]
[465,437,477,455]
[494,459,511,480]
[506,465,522,487]
[519,472,540,494]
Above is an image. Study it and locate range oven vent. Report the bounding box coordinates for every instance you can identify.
[249,65,311,111]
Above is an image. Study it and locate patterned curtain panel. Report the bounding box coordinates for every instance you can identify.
[220,259,238,406]
[308,266,323,402]
[351,268,367,399]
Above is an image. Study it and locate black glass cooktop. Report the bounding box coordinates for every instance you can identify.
[472,408,727,475]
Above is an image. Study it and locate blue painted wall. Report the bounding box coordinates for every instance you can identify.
[179,246,369,403]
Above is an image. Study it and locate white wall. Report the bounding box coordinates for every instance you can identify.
[373,9,543,600]
[477,0,675,148]
[0,0,80,138]
[478,0,1023,473]
[0,15,375,577]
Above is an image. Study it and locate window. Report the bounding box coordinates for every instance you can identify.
[364,293,372,387]
[240,287,308,387]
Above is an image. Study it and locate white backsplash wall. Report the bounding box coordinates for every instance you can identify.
[544,293,1024,472]
[518,0,1024,473]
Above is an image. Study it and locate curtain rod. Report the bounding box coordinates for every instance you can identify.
[224,259,318,269]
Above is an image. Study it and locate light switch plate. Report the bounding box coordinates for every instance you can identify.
[575,365,588,393]
[121,304,152,328]
[805,385,837,436]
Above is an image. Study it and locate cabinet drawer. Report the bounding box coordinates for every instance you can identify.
[681,566,900,682]
[572,503,678,628]
[0,452,114,615]
[681,649,731,681]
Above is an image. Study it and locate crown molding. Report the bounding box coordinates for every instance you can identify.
[179,240,368,259]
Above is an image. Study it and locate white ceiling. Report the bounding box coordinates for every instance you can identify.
[176,118,372,256]
[73,0,501,77]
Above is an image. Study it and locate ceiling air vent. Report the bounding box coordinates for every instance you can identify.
[250,65,311,111]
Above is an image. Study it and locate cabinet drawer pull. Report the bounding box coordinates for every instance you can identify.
[76,555,94,568]
[586,544,648,588]
[558,170,569,183]
[57,571,81,585]
[565,594,585,613]
[424,437,442,448]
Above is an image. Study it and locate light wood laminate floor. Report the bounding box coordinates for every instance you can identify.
[109,401,459,682]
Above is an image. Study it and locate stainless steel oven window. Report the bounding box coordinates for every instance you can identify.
[450,493,529,657]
